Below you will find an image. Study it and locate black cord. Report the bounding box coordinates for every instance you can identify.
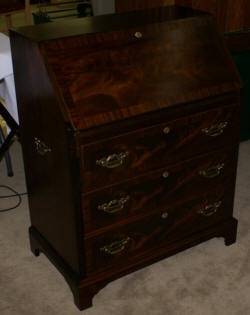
[0,185,28,213]
[0,192,28,198]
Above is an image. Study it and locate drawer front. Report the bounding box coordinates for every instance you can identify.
[82,105,240,191]
[84,192,234,273]
[82,149,238,234]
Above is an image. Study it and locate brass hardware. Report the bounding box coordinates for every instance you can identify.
[198,201,222,217]
[199,163,225,178]
[202,122,228,137]
[98,196,130,214]
[162,171,169,178]
[34,137,51,156]
[96,151,129,169]
[134,31,142,39]
[161,212,169,219]
[100,237,131,255]
[163,127,170,134]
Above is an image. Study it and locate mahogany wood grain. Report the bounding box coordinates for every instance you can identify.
[244,0,250,29]
[217,0,245,32]
[84,191,235,273]
[82,149,237,234]
[75,92,241,146]
[43,13,240,131]
[82,105,240,191]
[10,7,241,311]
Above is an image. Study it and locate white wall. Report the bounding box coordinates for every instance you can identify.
[92,0,115,16]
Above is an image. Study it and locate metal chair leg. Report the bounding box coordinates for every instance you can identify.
[0,126,14,177]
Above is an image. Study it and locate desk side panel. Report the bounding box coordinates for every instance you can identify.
[10,32,84,276]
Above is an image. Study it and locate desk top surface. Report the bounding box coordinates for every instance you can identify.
[11,6,206,42]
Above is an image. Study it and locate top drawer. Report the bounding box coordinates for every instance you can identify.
[81,105,240,192]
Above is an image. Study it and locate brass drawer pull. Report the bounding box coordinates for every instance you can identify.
[134,31,142,39]
[198,201,222,217]
[96,151,129,169]
[98,196,130,214]
[199,163,225,178]
[100,237,131,255]
[34,137,51,156]
[202,122,228,137]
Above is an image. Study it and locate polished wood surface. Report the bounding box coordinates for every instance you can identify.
[75,91,240,145]
[43,10,240,132]
[115,0,174,12]
[82,149,237,234]
[176,0,250,32]
[82,105,240,191]
[10,6,242,311]
[116,0,250,32]
[0,0,24,14]
[115,0,250,52]
[84,191,234,273]
[12,6,204,42]
[176,0,216,16]
[224,31,250,53]
[10,32,84,275]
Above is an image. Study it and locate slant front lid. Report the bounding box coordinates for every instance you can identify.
[13,6,242,131]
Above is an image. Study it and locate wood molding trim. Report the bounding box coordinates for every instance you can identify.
[115,0,175,12]
[224,30,250,53]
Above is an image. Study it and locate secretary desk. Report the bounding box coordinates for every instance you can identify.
[10,6,242,310]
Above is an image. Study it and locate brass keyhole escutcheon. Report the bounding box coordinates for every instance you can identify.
[162,171,169,178]
[134,31,142,39]
[161,212,169,219]
[163,127,170,134]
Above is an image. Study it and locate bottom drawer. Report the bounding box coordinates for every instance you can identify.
[84,192,234,273]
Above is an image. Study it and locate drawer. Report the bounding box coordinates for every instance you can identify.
[81,105,240,191]
[82,149,238,234]
[84,192,234,273]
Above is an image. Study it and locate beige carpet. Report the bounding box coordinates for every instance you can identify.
[0,141,250,315]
